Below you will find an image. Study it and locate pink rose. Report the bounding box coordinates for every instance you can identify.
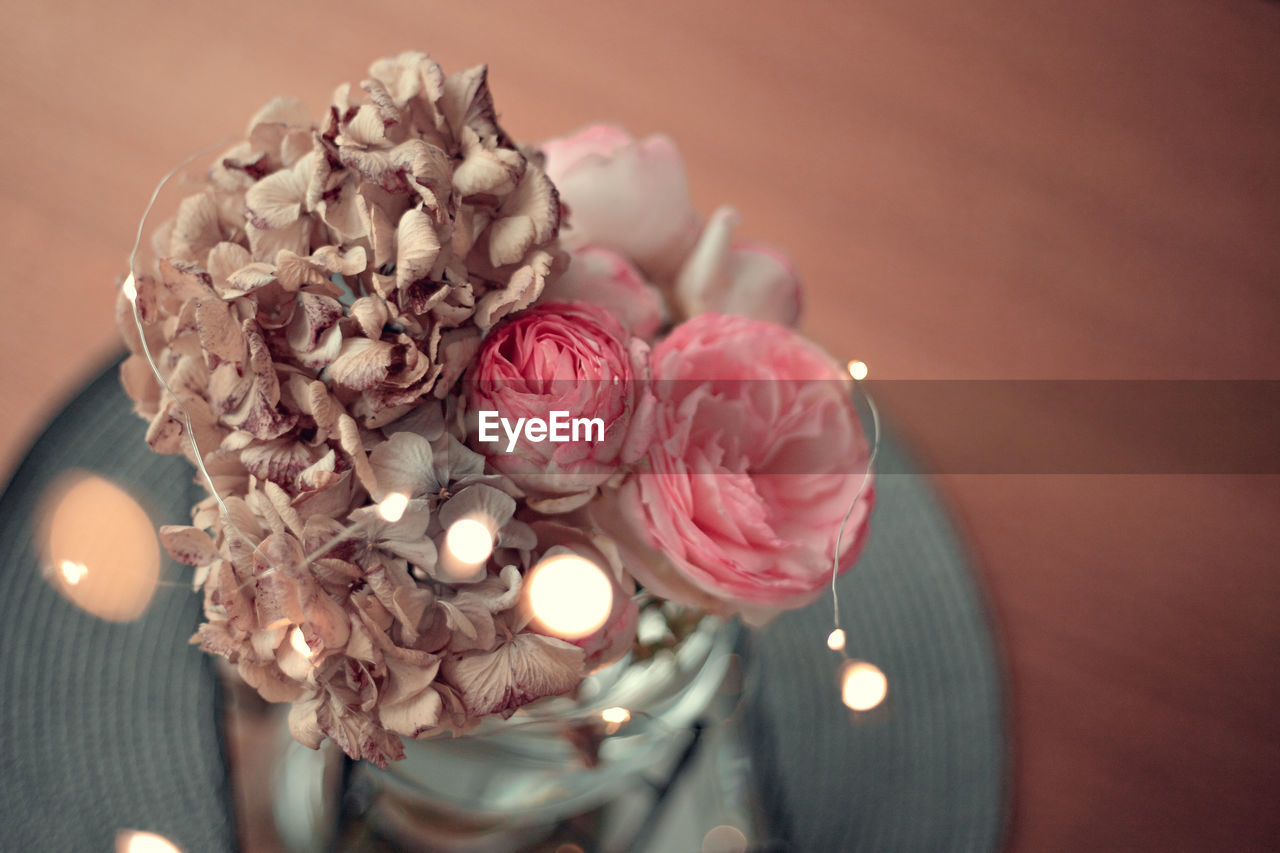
[466,302,654,510]
[602,313,873,621]
[540,246,666,340]
[542,124,700,278]
[541,124,801,326]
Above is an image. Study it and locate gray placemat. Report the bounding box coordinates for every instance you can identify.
[745,432,1008,851]
[0,358,234,853]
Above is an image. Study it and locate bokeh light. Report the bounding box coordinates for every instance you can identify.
[826,628,846,651]
[847,359,869,381]
[526,553,612,640]
[841,660,888,711]
[600,706,630,725]
[59,559,88,586]
[38,471,160,622]
[445,517,495,565]
[376,491,409,523]
[115,829,182,853]
[701,824,748,853]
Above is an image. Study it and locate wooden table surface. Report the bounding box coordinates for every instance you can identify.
[2,1,1278,850]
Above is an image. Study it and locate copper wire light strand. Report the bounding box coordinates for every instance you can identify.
[829,378,880,651]
[124,140,254,541]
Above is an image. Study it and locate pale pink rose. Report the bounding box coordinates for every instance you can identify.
[542,124,700,278]
[674,207,803,327]
[466,302,655,509]
[541,125,801,326]
[604,313,873,621]
[540,246,666,340]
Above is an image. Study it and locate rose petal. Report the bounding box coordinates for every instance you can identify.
[542,124,699,278]
[542,246,666,339]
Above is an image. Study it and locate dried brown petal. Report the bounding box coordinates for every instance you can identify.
[245,153,314,230]
[240,439,321,488]
[170,191,224,262]
[160,525,218,568]
[488,161,558,267]
[395,208,441,290]
[442,633,584,717]
[474,249,557,330]
[328,337,394,391]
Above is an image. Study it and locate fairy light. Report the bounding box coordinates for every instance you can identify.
[600,705,630,735]
[377,492,409,523]
[600,706,630,725]
[828,360,879,655]
[702,825,748,853]
[289,626,314,658]
[116,829,183,853]
[526,553,612,640]
[40,472,160,622]
[59,559,88,586]
[124,137,251,555]
[823,359,882,716]
[841,660,888,712]
[445,517,495,565]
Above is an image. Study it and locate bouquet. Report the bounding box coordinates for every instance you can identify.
[118,51,874,768]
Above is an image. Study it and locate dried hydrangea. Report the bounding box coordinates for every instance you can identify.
[120,53,589,767]
[121,50,561,448]
[159,413,588,766]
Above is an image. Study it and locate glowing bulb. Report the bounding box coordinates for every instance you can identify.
[39,471,159,622]
[841,660,888,711]
[847,360,868,381]
[377,492,409,523]
[445,517,494,565]
[122,273,138,304]
[289,626,314,658]
[826,628,846,651]
[701,825,748,853]
[526,553,613,640]
[116,830,182,853]
[60,559,88,586]
[601,706,630,725]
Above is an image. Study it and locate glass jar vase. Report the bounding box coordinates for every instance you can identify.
[273,613,744,852]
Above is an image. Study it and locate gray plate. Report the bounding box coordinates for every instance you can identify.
[0,358,233,852]
[744,431,1008,851]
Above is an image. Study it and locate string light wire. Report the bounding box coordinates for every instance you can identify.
[829,368,880,650]
[124,139,252,547]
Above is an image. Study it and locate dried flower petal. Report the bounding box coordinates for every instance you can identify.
[443,632,584,717]
[395,208,442,290]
